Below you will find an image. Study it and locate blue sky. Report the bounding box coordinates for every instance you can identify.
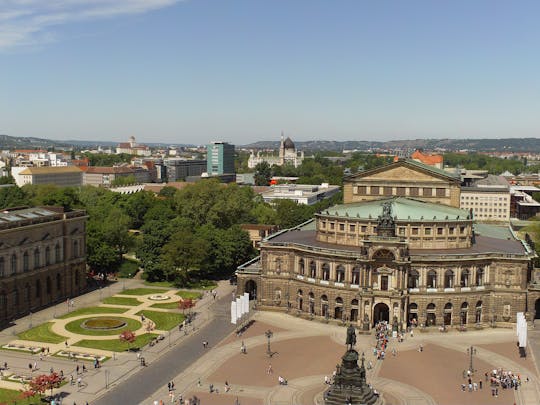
[1,0,539,145]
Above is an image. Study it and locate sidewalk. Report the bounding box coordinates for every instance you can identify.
[0,279,234,405]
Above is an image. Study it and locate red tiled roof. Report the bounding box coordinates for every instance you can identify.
[411,150,443,165]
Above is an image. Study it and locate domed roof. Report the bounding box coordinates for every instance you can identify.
[283,137,295,149]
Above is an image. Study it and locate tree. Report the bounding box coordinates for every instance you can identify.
[112,174,137,187]
[254,161,272,186]
[25,372,63,398]
[161,229,209,284]
[178,298,194,314]
[273,199,315,229]
[0,185,29,209]
[119,330,136,350]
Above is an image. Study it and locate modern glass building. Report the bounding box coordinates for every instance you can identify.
[206,141,235,175]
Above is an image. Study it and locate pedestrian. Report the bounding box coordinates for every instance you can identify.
[82,364,86,373]
[70,375,74,385]
[324,375,329,384]
[65,341,69,348]
[77,377,82,388]
[479,380,483,389]
[60,370,64,377]
[28,363,32,371]
[3,362,6,370]
[171,381,175,390]
[168,382,171,391]
[241,341,247,354]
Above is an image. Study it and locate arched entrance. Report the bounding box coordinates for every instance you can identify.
[244,280,257,300]
[535,299,540,319]
[373,303,389,326]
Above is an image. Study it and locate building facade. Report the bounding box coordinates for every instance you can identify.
[237,197,536,328]
[207,141,235,176]
[261,183,341,205]
[12,167,83,187]
[164,158,207,181]
[238,160,538,327]
[343,159,461,207]
[0,207,87,326]
[248,134,305,169]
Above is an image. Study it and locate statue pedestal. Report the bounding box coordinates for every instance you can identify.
[362,321,370,331]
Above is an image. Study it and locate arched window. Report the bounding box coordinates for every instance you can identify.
[460,269,470,287]
[476,267,484,286]
[23,252,29,272]
[351,299,359,306]
[55,243,61,263]
[45,247,51,266]
[352,266,360,285]
[56,273,62,291]
[475,300,482,323]
[46,277,52,295]
[426,303,436,326]
[25,284,30,302]
[35,279,41,298]
[297,289,303,310]
[322,263,330,281]
[336,265,345,282]
[75,271,79,286]
[409,303,418,311]
[444,302,453,311]
[299,259,305,275]
[427,270,437,288]
[336,297,343,305]
[321,294,329,317]
[0,257,4,277]
[34,249,40,269]
[11,254,17,275]
[444,270,454,288]
[460,302,469,325]
[309,261,316,278]
[408,270,419,288]
[14,289,19,307]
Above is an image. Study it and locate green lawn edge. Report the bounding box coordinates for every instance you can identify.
[58,306,128,319]
[73,333,159,352]
[120,288,168,296]
[149,301,181,309]
[17,322,67,344]
[175,290,203,299]
[102,296,142,306]
[64,317,142,336]
[136,310,185,330]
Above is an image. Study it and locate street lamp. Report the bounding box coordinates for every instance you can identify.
[105,369,110,389]
[466,346,477,374]
[265,329,273,358]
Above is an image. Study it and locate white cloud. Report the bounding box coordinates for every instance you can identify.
[0,0,181,49]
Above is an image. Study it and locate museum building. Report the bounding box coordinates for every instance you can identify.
[237,160,539,327]
[0,207,87,327]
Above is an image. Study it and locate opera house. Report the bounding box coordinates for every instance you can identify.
[237,159,540,328]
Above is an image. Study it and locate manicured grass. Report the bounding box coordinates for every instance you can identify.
[102,296,142,306]
[74,333,159,352]
[144,280,175,288]
[175,290,202,300]
[64,317,142,336]
[136,310,185,331]
[58,306,128,319]
[17,322,67,344]
[121,288,168,296]
[150,301,181,309]
[0,388,38,404]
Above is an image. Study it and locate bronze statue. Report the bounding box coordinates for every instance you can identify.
[346,324,356,349]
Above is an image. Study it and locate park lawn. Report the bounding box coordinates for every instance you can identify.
[73,333,159,352]
[150,301,181,309]
[136,310,185,330]
[17,322,66,344]
[175,290,202,300]
[189,280,217,290]
[144,280,175,288]
[121,288,168,296]
[0,388,38,405]
[64,317,142,336]
[58,306,128,319]
[102,296,142,306]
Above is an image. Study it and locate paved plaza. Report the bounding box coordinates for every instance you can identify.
[1,280,540,405]
[145,311,540,405]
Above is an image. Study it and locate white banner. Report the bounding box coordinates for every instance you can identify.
[231,301,237,324]
[236,297,242,320]
[243,292,250,314]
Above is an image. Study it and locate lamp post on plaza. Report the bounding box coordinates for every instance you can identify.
[265,329,273,358]
[467,346,477,374]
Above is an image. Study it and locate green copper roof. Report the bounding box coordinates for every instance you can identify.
[320,197,471,221]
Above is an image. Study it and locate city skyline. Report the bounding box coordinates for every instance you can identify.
[2,0,540,144]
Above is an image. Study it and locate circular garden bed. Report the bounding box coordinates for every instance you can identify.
[65,316,141,336]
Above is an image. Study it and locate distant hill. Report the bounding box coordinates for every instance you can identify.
[0,134,193,150]
[242,138,540,153]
